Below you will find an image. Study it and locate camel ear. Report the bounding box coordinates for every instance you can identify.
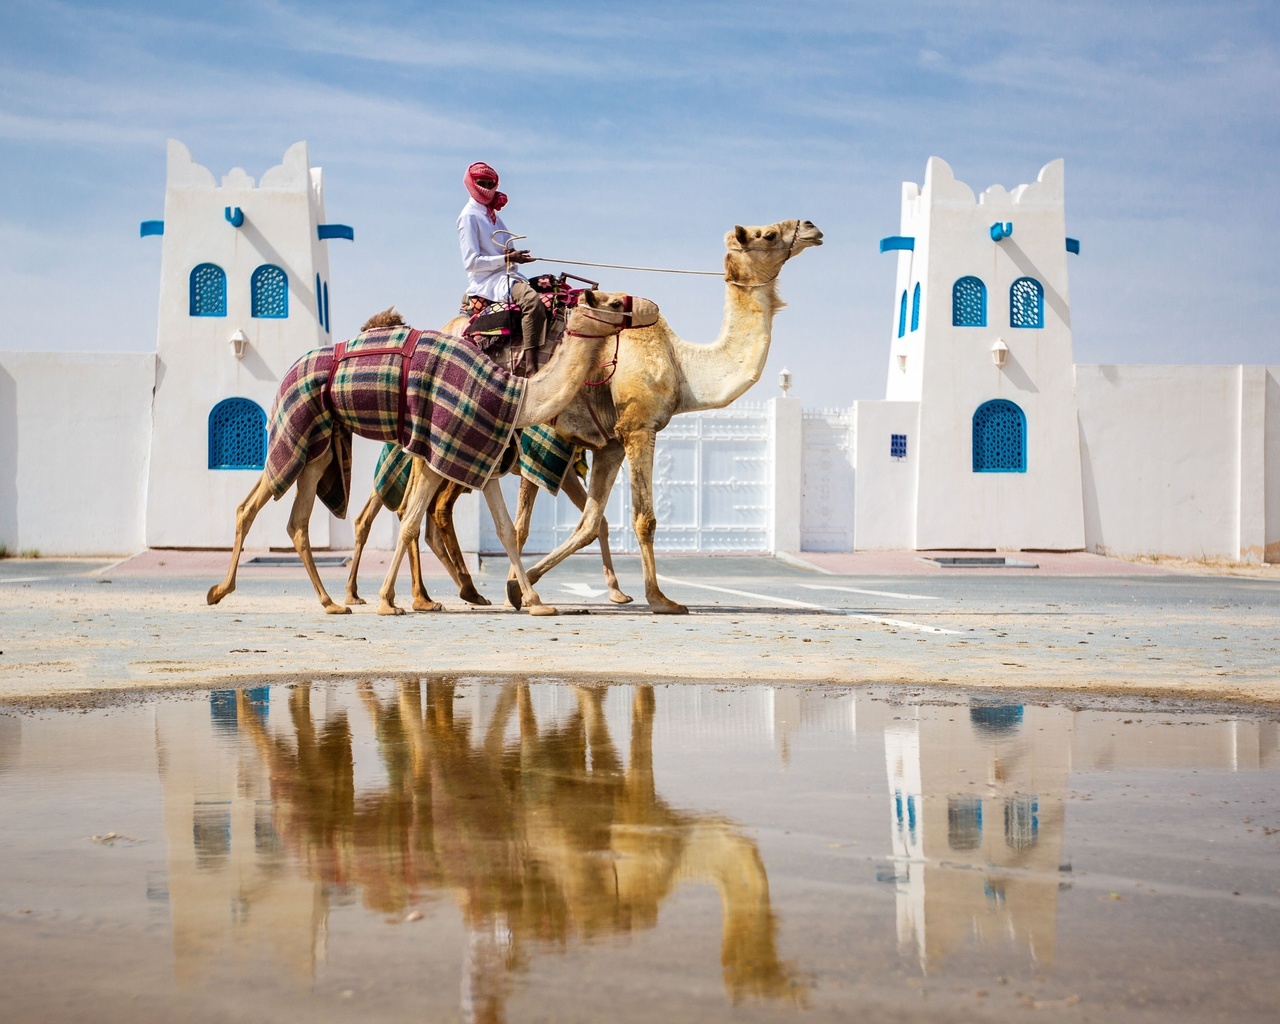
[582,289,600,308]
[733,225,750,246]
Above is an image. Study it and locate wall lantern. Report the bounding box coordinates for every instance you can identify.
[897,351,908,372]
[778,367,793,395]
[229,329,250,360]
[990,338,1009,369]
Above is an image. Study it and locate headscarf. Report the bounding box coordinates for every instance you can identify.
[464,162,508,224]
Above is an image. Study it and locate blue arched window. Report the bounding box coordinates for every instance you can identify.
[190,263,227,317]
[910,282,921,332]
[1010,277,1044,328]
[208,398,267,470]
[952,276,987,326]
[972,399,1026,472]
[251,264,288,318]
[897,289,907,338]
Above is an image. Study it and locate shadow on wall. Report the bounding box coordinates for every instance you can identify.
[1077,413,1102,554]
[0,368,16,548]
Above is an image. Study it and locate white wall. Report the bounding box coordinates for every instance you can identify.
[0,352,154,555]
[852,401,919,550]
[1076,364,1280,562]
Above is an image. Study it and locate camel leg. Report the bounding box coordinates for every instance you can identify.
[503,476,540,609]
[378,460,442,616]
[405,521,442,612]
[429,482,490,606]
[516,442,627,607]
[561,470,632,604]
[284,449,351,614]
[343,490,383,606]
[622,427,686,614]
[481,476,556,616]
[207,472,276,607]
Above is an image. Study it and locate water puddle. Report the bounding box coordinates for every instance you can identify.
[1,682,1277,1022]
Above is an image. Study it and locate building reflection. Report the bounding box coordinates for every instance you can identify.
[154,681,802,1020]
[874,695,1279,973]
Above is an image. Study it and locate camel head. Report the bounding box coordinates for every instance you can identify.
[568,290,660,336]
[723,219,823,287]
[361,306,406,331]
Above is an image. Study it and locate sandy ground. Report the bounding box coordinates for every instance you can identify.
[1,549,1277,709]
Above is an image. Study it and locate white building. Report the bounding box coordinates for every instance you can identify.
[0,146,1275,564]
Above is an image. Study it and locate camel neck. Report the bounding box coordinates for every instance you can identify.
[674,281,779,412]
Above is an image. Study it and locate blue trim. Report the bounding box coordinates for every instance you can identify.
[1010,277,1044,329]
[1066,237,1080,254]
[897,290,907,338]
[224,206,244,228]
[189,263,227,317]
[952,276,987,327]
[315,274,324,330]
[208,398,267,470]
[250,265,288,319]
[317,224,354,241]
[139,220,164,237]
[879,235,914,253]
[972,399,1027,473]
[989,221,1013,241]
[910,282,921,332]
[322,281,330,333]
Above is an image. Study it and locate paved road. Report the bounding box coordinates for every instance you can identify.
[1,552,1277,706]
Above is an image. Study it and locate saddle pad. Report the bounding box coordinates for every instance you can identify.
[266,327,527,515]
[518,422,576,496]
[373,442,414,512]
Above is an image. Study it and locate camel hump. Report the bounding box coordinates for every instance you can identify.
[361,306,406,331]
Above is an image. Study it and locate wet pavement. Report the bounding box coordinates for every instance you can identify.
[1,551,1277,705]
[1,680,1277,1022]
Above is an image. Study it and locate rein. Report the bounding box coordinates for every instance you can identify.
[565,295,633,388]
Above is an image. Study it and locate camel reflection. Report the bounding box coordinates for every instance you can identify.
[235,682,798,1019]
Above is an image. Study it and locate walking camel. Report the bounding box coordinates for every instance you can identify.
[206,290,658,616]
[511,219,823,614]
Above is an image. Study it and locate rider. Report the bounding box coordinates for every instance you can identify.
[457,161,547,372]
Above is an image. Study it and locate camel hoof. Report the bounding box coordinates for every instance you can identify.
[324,602,353,615]
[413,599,444,612]
[206,586,224,606]
[505,579,523,610]
[459,584,492,607]
[608,591,634,605]
[651,600,689,615]
[345,595,367,606]
[377,602,407,616]
[528,603,558,617]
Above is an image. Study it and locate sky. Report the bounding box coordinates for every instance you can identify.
[1,0,1277,407]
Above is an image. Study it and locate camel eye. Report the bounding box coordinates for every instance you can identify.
[765,231,777,242]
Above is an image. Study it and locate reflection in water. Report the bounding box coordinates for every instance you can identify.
[879,697,1279,974]
[156,682,801,1021]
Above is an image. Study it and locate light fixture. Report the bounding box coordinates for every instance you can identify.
[990,338,1008,369]
[779,367,793,395]
[229,329,250,360]
[897,351,908,372]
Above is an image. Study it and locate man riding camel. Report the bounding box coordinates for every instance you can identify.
[457,161,548,374]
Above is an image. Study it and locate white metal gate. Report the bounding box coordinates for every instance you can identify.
[480,404,772,555]
[800,408,856,552]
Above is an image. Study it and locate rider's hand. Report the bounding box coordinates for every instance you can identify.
[504,248,536,265]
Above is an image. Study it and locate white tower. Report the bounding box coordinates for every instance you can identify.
[143,140,349,548]
[858,157,1085,551]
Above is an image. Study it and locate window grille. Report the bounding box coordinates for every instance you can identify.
[952,276,987,326]
[189,263,226,317]
[1004,794,1039,850]
[208,398,267,470]
[1010,277,1044,328]
[972,399,1027,472]
[251,264,288,318]
[890,433,907,460]
[897,290,907,338]
[323,281,330,334]
[910,282,921,331]
[947,796,984,850]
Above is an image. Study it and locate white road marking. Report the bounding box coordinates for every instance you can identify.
[561,582,609,598]
[0,576,50,585]
[655,574,963,634]
[798,583,937,601]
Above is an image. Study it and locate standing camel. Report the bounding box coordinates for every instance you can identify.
[206,291,658,616]
[508,219,823,613]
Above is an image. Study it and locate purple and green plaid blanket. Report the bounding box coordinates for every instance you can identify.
[518,423,576,495]
[373,443,414,511]
[266,326,526,515]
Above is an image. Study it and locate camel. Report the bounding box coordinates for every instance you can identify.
[507,219,823,613]
[206,290,658,616]
[342,339,633,612]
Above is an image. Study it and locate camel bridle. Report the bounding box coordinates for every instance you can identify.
[725,221,803,288]
[562,294,638,388]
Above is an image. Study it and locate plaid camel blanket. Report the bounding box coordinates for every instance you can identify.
[266,327,526,516]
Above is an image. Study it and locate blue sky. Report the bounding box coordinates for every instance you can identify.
[1,0,1277,406]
